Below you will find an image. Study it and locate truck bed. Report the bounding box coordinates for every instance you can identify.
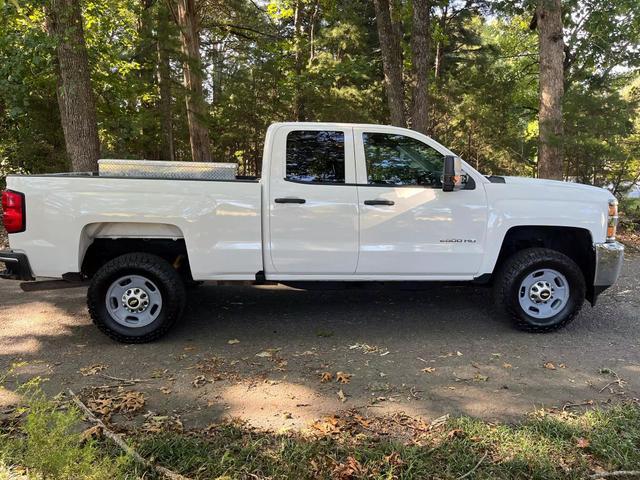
[6,174,263,279]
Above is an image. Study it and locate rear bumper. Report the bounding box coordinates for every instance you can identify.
[591,241,624,303]
[0,250,35,281]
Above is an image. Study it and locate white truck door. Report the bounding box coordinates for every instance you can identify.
[353,127,488,277]
[267,125,359,275]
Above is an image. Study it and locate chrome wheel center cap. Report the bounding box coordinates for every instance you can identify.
[529,281,554,304]
[122,288,150,313]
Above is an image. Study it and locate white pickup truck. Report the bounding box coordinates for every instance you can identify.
[1,122,624,342]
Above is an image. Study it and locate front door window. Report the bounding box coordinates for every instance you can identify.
[363,132,444,188]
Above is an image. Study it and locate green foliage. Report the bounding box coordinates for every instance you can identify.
[0,381,126,480]
[619,197,640,231]
[0,0,638,188]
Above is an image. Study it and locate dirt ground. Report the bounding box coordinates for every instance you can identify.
[1,249,639,431]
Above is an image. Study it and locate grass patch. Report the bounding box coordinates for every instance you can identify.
[134,405,640,479]
[0,381,138,479]
[0,383,638,479]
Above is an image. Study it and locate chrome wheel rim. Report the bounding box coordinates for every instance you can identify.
[518,268,569,321]
[105,275,162,328]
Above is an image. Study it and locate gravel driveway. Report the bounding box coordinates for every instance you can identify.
[1,252,638,430]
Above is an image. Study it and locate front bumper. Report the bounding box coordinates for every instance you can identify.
[0,250,35,281]
[591,241,624,303]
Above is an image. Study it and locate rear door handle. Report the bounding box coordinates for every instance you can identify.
[364,199,395,206]
[275,197,306,204]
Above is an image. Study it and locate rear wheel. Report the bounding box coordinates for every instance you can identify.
[494,248,585,332]
[87,253,185,343]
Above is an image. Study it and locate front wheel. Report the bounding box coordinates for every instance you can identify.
[87,253,186,343]
[494,248,586,332]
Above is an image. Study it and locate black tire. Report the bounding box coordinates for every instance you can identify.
[87,253,186,343]
[494,248,586,332]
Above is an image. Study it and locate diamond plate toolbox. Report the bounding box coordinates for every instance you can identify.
[98,159,238,180]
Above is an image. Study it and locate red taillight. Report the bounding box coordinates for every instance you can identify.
[1,190,26,233]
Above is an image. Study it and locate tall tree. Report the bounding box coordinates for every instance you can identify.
[410,0,431,134]
[292,0,306,121]
[44,0,100,172]
[137,0,157,159]
[176,0,212,162]
[157,2,175,161]
[373,0,406,127]
[534,0,564,179]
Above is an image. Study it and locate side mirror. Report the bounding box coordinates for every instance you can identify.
[443,155,462,192]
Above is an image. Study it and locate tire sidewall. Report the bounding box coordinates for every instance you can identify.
[88,258,184,340]
[507,256,585,328]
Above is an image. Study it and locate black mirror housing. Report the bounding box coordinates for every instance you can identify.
[443,155,462,192]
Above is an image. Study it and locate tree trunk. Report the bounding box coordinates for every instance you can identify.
[157,2,175,161]
[138,0,156,159]
[45,0,100,172]
[536,0,564,180]
[292,0,306,121]
[374,0,405,127]
[176,0,212,162]
[410,0,431,135]
[433,3,447,80]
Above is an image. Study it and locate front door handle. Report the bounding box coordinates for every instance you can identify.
[275,197,306,204]
[364,199,395,206]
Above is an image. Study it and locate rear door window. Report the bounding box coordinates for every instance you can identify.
[286,130,345,184]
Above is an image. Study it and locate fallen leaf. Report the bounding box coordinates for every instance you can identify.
[87,389,145,420]
[184,346,196,352]
[430,414,450,428]
[79,364,107,376]
[447,428,465,439]
[192,375,208,388]
[80,425,103,442]
[421,367,436,373]
[118,391,145,413]
[503,363,512,369]
[333,456,363,479]
[383,452,404,467]
[320,372,333,383]
[456,351,463,356]
[311,415,342,434]
[337,389,347,402]
[474,373,489,382]
[544,362,557,370]
[227,339,240,345]
[160,387,172,395]
[256,349,279,358]
[559,363,567,368]
[491,353,502,358]
[576,437,590,448]
[336,371,352,384]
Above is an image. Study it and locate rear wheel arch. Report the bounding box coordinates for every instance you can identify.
[80,236,193,282]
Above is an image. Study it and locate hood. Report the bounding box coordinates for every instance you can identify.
[498,176,615,202]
